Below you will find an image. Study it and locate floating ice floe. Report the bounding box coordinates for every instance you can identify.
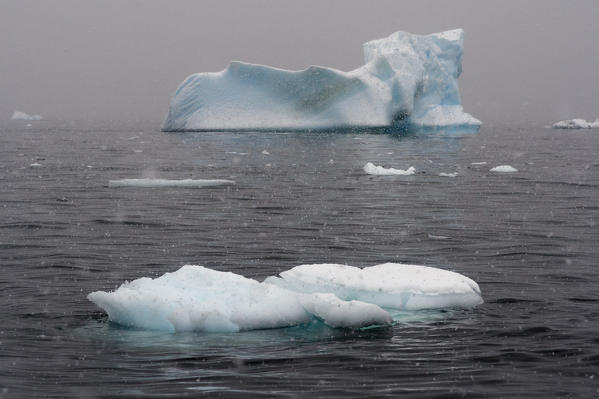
[364,162,415,176]
[490,165,517,173]
[439,172,459,177]
[88,263,483,333]
[552,118,599,129]
[108,178,235,188]
[162,29,480,132]
[11,111,43,121]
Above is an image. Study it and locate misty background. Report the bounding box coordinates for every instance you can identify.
[1,0,598,127]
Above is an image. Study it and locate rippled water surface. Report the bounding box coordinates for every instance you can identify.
[1,122,598,397]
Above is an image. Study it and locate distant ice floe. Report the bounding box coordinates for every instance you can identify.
[490,165,517,173]
[88,263,483,333]
[364,162,415,176]
[552,118,599,129]
[162,29,480,132]
[108,178,235,188]
[11,111,43,121]
[439,172,459,177]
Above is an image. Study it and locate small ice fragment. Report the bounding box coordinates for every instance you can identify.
[490,165,518,173]
[439,172,458,177]
[30,162,43,167]
[108,178,235,188]
[552,118,599,129]
[428,234,450,240]
[364,162,415,176]
[261,150,270,155]
[133,149,143,153]
[328,159,334,164]
[11,111,43,121]
[471,162,487,165]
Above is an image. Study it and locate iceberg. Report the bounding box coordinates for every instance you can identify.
[11,111,43,121]
[162,29,480,132]
[552,118,599,129]
[88,263,482,333]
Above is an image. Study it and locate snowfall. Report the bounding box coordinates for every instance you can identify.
[88,263,483,333]
[162,29,480,132]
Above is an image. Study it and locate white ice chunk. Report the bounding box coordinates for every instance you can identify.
[364,162,415,176]
[439,172,459,177]
[265,263,483,311]
[108,178,235,188]
[490,165,518,173]
[88,263,482,333]
[162,29,480,132]
[11,111,43,121]
[552,118,599,129]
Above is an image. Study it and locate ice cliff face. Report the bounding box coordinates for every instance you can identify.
[162,29,480,132]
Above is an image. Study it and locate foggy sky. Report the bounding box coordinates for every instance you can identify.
[2,0,598,127]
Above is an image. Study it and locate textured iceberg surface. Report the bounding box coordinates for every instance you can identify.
[11,111,43,121]
[162,29,480,132]
[88,263,482,333]
[552,118,599,129]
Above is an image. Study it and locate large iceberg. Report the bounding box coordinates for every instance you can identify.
[88,263,482,333]
[162,29,480,132]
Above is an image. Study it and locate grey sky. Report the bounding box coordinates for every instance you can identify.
[1,0,598,126]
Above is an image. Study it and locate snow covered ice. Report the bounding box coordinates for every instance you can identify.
[108,178,235,188]
[162,29,481,132]
[11,111,43,120]
[552,118,599,129]
[265,264,483,311]
[88,263,482,333]
[364,162,415,176]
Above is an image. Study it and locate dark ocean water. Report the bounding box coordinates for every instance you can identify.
[1,121,598,398]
